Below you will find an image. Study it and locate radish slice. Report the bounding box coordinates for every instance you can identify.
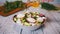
[42,17,46,20]
[39,14,45,17]
[17,14,25,18]
[37,17,43,22]
[26,18,35,23]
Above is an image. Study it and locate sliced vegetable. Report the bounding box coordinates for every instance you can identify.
[24,22,31,26]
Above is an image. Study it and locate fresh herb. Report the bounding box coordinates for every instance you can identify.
[41,3,58,10]
[2,1,26,13]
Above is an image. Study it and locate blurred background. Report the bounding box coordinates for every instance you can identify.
[0,0,60,7]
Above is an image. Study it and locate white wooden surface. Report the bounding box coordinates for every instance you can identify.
[0,7,60,34]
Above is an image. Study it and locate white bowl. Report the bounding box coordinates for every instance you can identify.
[13,12,46,30]
[16,18,46,30]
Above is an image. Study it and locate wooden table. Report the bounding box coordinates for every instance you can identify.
[0,7,60,34]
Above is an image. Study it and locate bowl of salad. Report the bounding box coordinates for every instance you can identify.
[13,12,46,30]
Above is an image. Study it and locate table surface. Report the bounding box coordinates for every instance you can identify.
[0,7,60,34]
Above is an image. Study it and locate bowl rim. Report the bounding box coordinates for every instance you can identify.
[13,14,47,27]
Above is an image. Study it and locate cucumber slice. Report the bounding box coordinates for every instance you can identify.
[24,22,31,26]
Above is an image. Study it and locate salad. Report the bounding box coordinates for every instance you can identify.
[13,12,46,26]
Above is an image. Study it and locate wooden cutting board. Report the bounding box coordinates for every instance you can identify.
[0,3,29,17]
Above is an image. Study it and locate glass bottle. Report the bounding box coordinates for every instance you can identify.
[30,0,40,8]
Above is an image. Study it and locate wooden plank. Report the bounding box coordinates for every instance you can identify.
[40,10,60,34]
[49,12,60,22]
[43,22,60,34]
